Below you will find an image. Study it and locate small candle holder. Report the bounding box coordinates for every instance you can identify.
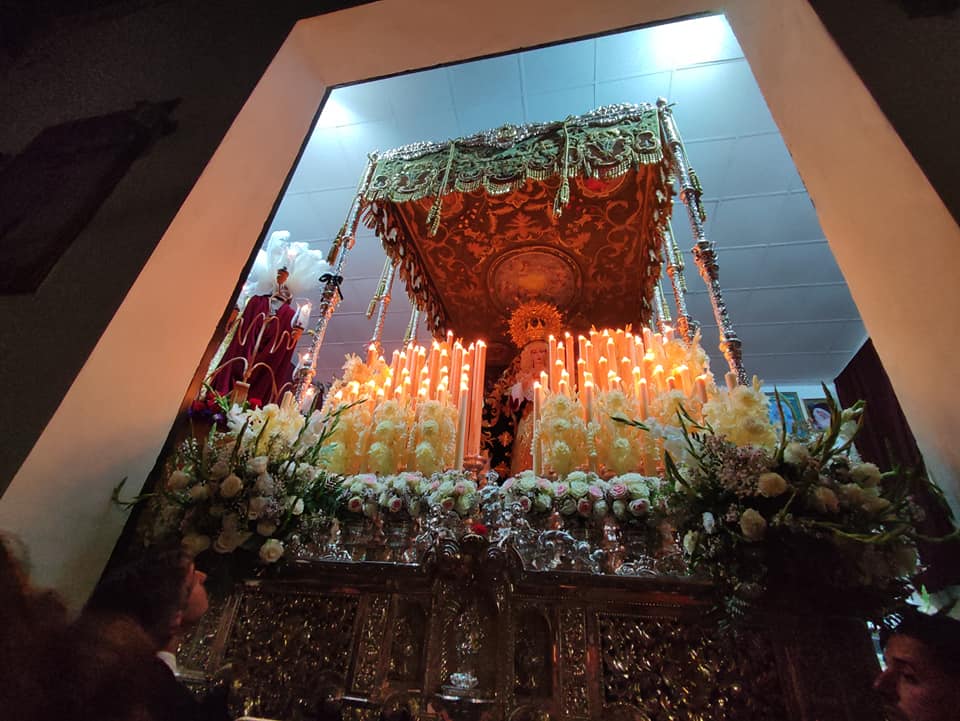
[230,381,250,407]
[463,454,486,483]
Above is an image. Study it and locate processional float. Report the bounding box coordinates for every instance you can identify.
[170,103,882,721]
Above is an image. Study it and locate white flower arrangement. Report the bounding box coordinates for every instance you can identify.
[424,470,478,517]
[538,394,589,478]
[407,400,457,476]
[500,470,554,515]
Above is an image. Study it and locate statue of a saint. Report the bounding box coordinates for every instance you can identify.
[482,301,564,479]
[212,267,303,403]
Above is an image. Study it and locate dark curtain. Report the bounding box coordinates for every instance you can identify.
[835,339,959,590]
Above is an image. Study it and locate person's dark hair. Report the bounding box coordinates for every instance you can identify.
[85,546,192,648]
[881,608,960,675]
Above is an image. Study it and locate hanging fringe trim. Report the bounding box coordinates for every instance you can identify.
[426,142,457,236]
[553,121,571,218]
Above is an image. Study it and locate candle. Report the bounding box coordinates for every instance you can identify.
[576,359,586,400]
[455,383,469,470]
[547,335,557,392]
[639,378,649,419]
[585,340,595,385]
[725,371,739,391]
[532,381,542,476]
[390,350,401,383]
[366,343,378,366]
[578,335,587,366]
[663,325,674,343]
[597,356,609,392]
[643,352,656,384]
[564,332,575,389]
[629,333,639,368]
[695,375,709,404]
[632,366,642,399]
[428,341,441,396]
[642,326,653,352]
[652,364,665,394]
[553,358,564,395]
[469,341,486,456]
[620,356,632,387]
[676,364,692,395]
[560,369,571,397]
[584,380,594,423]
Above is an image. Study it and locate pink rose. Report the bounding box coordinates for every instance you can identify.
[536,479,552,492]
[609,483,628,500]
[554,483,568,497]
[453,482,468,495]
[501,478,514,492]
[430,481,440,492]
[577,498,593,517]
[588,485,604,501]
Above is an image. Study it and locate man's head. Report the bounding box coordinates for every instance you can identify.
[85,547,208,650]
[875,610,960,721]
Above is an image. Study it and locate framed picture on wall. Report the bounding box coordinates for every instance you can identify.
[804,398,832,431]
[765,391,806,434]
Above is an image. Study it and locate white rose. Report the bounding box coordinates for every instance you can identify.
[593,500,609,519]
[209,460,230,480]
[783,442,809,466]
[248,456,269,475]
[181,533,211,556]
[559,498,577,516]
[612,500,627,519]
[291,498,305,516]
[569,481,589,499]
[758,472,788,498]
[256,520,278,537]
[739,508,767,542]
[533,493,553,513]
[167,470,190,490]
[702,511,716,534]
[188,484,209,501]
[259,538,284,564]
[214,529,251,554]
[851,462,883,488]
[220,474,243,498]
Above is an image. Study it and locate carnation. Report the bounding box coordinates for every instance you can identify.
[254,473,275,495]
[209,460,230,480]
[739,508,767,541]
[248,456,269,475]
[812,486,840,513]
[851,462,882,488]
[757,472,788,498]
[167,470,190,491]
[783,442,809,466]
[220,474,243,498]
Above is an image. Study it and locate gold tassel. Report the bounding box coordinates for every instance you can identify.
[427,142,457,237]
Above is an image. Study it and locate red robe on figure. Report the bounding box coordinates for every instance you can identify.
[212,292,299,404]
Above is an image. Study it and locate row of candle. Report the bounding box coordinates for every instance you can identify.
[324,331,487,468]
[537,325,719,420]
